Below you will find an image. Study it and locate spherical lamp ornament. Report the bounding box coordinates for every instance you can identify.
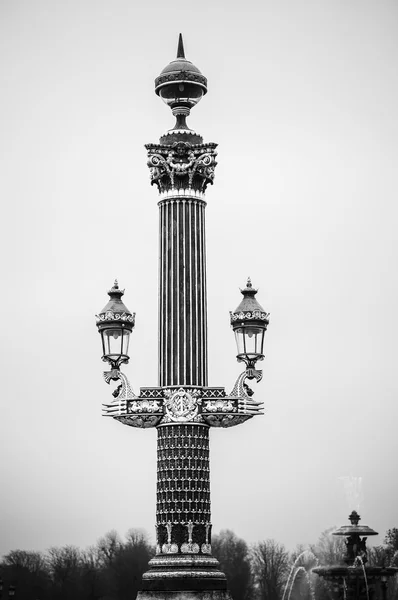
[230,278,270,370]
[95,280,135,370]
[154,34,208,144]
[155,33,207,111]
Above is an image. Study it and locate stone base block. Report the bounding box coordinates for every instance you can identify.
[137,590,233,600]
[140,554,228,592]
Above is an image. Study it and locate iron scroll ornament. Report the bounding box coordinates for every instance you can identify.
[101,368,263,428]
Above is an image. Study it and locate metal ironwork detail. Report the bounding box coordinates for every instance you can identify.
[130,400,162,413]
[155,70,207,89]
[115,415,162,428]
[201,522,212,554]
[202,414,251,428]
[96,310,135,324]
[147,142,217,195]
[230,310,270,323]
[203,399,235,413]
[102,373,263,428]
[156,424,211,555]
[102,370,137,416]
[164,388,201,422]
[201,388,225,399]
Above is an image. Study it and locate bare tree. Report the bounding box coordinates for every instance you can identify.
[1,550,50,600]
[385,529,398,553]
[251,539,290,600]
[80,545,103,600]
[309,528,346,566]
[46,545,82,599]
[97,530,122,567]
[212,530,253,600]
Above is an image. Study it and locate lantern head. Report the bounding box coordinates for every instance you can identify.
[230,278,270,370]
[96,280,135,370]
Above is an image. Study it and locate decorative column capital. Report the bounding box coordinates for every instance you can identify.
[146,141,218,198]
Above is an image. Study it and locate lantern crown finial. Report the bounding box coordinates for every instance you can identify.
[108,279,124,298]
[240,277,258,297]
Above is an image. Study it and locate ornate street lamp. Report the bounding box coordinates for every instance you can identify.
[230,278,270,370]
[96,280,135,372]
[96,35,269,600]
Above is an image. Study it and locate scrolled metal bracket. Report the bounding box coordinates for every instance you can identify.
[102,370,163,428]
[201,368,264,428]
[102,369,137,411]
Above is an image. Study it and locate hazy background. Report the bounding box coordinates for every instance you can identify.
[1,0,397,556]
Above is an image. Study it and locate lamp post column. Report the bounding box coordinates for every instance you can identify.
[96,33,269,600]
[159,197,208,388]
[142,35,224,594]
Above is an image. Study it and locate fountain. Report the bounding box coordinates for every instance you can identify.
[313,511,397,600]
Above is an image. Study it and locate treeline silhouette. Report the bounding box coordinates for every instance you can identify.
[1,527,397,600]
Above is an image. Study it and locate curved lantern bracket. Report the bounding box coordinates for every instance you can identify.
[228,368,263,398]
[201,368,264,428]
[102,369,138,415]
[102,370,164,427]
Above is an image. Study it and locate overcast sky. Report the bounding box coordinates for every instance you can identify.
[1,0,398,557]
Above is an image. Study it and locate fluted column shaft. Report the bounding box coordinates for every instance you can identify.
[159,197,208,388]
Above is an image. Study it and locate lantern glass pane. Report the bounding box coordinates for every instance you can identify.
[244,326,265,356]
[103,328,123,358]
[234,327,245,355]
[121,329,131,356]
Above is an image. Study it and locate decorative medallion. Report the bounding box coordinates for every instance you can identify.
[164,388,200,422]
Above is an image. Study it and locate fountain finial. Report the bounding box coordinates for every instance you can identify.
[349,510,361,526]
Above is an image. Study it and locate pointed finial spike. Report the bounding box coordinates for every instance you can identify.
[177,33,185,59]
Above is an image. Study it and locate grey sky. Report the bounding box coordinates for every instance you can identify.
[1,0,398,556]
